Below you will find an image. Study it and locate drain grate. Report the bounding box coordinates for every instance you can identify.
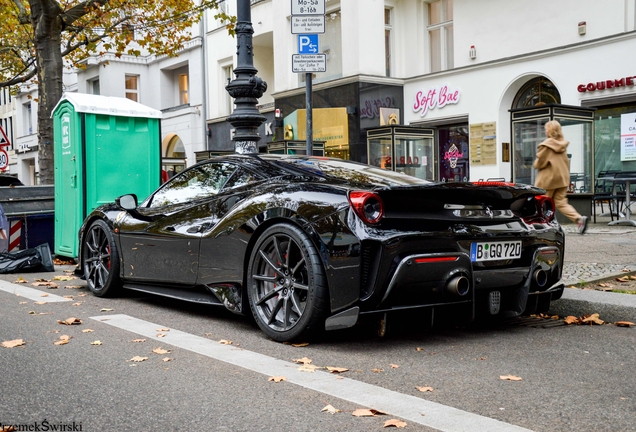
[506,316,567,328]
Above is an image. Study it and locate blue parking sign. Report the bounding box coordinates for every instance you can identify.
[298,34,319,54]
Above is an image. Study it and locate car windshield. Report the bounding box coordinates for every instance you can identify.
[266,156,430,187]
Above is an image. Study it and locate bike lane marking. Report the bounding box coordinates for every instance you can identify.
[0,280,71,302]
[91,314,532,432]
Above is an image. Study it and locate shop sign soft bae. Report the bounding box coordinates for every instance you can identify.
[413,85,460,117]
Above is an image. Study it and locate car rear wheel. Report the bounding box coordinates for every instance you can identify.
[82,219,122,297]
[247,224,328,342]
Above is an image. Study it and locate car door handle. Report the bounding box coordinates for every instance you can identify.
[186,223,212,233]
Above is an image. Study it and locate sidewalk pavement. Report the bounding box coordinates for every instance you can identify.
[555,213,636,322]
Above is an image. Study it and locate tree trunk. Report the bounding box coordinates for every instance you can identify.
[29,0,64,185]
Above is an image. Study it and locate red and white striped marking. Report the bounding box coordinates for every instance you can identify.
[9,219,22,251]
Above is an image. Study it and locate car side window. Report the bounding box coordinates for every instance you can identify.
[148,162,237,208]
[223,167,262,190]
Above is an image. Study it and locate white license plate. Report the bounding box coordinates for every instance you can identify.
[470,241,522,262]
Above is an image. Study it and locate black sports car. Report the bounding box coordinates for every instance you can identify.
[78,154,565,341]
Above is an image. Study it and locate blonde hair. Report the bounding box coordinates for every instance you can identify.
[544,120,563,140]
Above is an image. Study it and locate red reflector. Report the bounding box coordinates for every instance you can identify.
[540,250,557,255]
[415,256,458,264]
[472,181,515,187]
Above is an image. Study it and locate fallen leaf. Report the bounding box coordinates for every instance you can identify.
[130,338,146,343]
[298,364,320,372]
[500,375,522,381]
[564,316,580,325]
[82,329,95,333]
[19,301,27,305]
[268,376,286,383]
[630,275,636,280]
[53,335,71,345]
[65,285,84,289]
[162,357,173,362]
[416,347,424,351]
[156,328,170,332]
[156,334,166,338]
[383,419,407,428]
[615,276,630,282]
[2,339,25,348]
[291,342,309,347]
[14,277,28,283]
[390,364,400,369]
[352,409,387,417]
[326,366,349,374]
[292,356,313,365]
[371,368,385,373]
[100,308,114,312]
[34,301,46,305]
[32,281,59,288]
[153,347,171,354]
[91,341,102,346]
[72,302,82,306]
[615,321,634,327]
[53,275,75,281]
[129,356,148,362]
[416,386,434,392]
[598,283,611,287]
[581,313,604,325]
[57,317,82,325]
[321,404,342,414]
[219,339,233,345]
[39,293,49,297]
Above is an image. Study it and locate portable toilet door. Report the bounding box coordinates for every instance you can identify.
[53,100,83,258]
[53,93,162,259]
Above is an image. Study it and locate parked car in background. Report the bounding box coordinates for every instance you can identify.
[0,176,24,187]
[78,154,565,342]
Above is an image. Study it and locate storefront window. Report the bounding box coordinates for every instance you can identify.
[512,119,544,186]
[438,125,469,182]
[557,118,593,193]
[394,137,435,180]
[511,106,594,192]
[594,104,636,178]
[368,138,393,170]
[367,127,435,181]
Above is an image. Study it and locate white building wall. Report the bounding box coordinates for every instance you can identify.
[453,0,630,68]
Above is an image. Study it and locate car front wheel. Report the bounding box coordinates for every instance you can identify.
[82,219,122,297]
[247,224,328,342]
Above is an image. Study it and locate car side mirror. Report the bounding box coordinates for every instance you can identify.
[116,194,138,210]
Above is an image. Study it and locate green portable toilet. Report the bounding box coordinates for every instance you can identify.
[53,92,162,258]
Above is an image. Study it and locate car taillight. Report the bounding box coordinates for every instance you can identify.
[534,195,556,222]
[348,191,384,224]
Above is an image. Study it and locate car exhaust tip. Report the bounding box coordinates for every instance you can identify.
[534,269,548,287]
[446,275,470,296]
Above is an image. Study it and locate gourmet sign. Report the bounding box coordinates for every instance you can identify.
[413,85,460,117]
[577,76,636,92]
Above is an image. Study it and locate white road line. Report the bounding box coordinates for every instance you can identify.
[91,314,532,432]
[0,280,71,302]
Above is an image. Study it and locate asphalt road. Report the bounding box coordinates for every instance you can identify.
[1,267,634,432]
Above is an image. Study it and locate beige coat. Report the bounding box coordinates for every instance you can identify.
[533,137,570,190]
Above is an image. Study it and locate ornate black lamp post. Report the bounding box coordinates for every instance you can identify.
[225,0,268,154]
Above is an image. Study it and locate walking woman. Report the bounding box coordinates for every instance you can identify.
[533,120,588,234]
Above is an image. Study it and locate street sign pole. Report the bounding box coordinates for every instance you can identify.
[306,73,312,155]
[291,0,325,158]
